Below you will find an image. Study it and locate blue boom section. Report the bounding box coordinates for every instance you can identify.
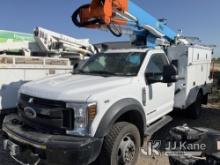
[128,1,176,46]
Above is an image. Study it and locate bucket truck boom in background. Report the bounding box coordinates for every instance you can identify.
[1,27,95,60]
[2,1,214,165]
[33,27,96,61]
[0,27,95,121]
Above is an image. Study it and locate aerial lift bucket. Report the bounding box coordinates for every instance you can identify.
[72,0,128,36]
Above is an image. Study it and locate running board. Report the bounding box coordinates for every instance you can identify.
[144,115,173,136]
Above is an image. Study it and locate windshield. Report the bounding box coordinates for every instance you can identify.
[76,52,146,76]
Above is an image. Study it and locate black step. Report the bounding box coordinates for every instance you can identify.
[145,115,172,136]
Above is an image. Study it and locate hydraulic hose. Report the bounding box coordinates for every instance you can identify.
[107,24,122,37]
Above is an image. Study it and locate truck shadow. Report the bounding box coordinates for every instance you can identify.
[150,107,220,151]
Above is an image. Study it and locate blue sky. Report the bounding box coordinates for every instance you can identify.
[0,0,219,57]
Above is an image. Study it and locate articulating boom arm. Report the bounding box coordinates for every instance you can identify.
[72,0,177,47]
[34,27,96,55]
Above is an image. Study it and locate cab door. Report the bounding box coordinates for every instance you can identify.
[143,53,175,124]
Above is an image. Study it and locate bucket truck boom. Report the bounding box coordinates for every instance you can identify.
[72,0,177,47]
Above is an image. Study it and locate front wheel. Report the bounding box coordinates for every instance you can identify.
[99,122,141,165]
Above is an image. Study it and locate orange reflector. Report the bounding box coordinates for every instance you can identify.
[88,103,97,120]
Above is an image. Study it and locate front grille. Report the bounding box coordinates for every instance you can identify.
[18,94,74,134]
[20,94,66,108]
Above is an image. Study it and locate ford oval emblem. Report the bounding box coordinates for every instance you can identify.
[24,107,37,119]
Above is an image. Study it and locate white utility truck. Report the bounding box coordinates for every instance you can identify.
[2,1,213,165]
[0,55,71,113]
[2,45,213,165]
[0,27,95,120]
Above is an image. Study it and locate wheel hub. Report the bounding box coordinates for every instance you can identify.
[118,135,136,164]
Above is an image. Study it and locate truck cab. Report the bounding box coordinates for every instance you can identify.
[2,48,177,165]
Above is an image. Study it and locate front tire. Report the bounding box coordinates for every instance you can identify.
[99,122,141,165]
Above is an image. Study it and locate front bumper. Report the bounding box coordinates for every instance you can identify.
[2,114,103,165]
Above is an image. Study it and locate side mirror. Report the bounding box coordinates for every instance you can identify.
[145,72,163,84]
[163,65,178,83]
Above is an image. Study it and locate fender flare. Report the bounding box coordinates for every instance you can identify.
[94,98,146,138]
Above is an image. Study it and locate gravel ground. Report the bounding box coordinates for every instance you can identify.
[137,106,220,165]
[1,106,220,165]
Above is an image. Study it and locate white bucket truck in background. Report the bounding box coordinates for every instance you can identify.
[0,27,95,121]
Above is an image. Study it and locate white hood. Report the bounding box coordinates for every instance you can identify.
[20,73,132,102]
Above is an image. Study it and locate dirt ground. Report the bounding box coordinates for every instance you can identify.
[137,106,220,165]
[1,89,220,165]
[215,63,220,71]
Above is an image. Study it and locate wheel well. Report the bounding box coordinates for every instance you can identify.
[116,110,145,145]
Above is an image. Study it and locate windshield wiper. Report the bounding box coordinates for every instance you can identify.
[75,70,136,77]
[111,73,137,77]
[122,73,137,76]
[89,71,137,77]
[87,70,117,76]
[74,70,116,77]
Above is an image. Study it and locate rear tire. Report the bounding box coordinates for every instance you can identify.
[99,122,141,165]
[188,92,202,119]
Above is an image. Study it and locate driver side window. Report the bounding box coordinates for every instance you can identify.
[145,53,169,74]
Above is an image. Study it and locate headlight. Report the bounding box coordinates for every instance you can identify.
[66,102,97,136]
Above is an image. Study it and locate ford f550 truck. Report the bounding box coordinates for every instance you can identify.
[2,45,212,165]
[2,0,213,165]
